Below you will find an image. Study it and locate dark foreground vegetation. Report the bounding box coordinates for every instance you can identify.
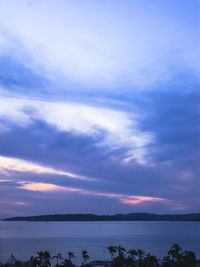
[3,213,200,221]
[1,244,200,267]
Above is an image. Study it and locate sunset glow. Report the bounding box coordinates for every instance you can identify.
[19,182,83,193]
[18,181,167,207]
[0,0,199,217]
[120,196,166,205]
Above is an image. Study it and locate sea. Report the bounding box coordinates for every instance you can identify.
[0,221,200,265]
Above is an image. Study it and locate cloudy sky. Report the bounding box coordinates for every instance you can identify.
[0,0,199,217]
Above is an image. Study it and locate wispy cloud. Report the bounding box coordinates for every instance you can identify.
[120,196,165,205]
[0,1,199,89]
[0,96,152,163]
[0,155,95,181]
[19,182,82,193]
[18,180,168,206]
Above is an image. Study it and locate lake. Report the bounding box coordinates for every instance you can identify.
[0,221,200,265]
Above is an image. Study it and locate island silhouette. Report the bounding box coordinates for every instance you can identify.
[3,212,200,221]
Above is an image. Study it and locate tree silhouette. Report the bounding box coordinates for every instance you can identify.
[137,249,146,266]
[168,243,182,262]
[60,252,75,267]
[81,250,90,266]
[29,255,39,267]
[1,243,199,267]
[126,249,138,266]
[36,251,51,267]
[114,245,126,266]
[53,253,63,267]
[116,245,126,258]
[143,253,159,267]
[180,250,196,267]
[107,246,117,261]
[162,255,172,266]
[68,252,75,262]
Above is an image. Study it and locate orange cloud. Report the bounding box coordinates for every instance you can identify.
[19,182,83,193]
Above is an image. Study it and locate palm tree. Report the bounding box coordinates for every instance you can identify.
[115,245,126,265]
[81,250,90,265]
[68,252,75,262]
[107,246,117,261]
[127,249,138,263]
[137,249,146,266]
[37,251,51,267]
[37,251,44,266]
[168,243,182,262]
[53,253,63,266]
[116,245,126,258]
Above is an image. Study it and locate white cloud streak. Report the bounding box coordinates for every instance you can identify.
[0,96,152,163]
[0,155,96,181]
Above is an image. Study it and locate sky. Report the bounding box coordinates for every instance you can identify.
[0,0,199,217]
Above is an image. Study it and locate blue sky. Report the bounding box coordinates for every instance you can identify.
[0,0,199,217]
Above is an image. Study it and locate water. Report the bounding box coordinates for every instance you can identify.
[0,221,200,265]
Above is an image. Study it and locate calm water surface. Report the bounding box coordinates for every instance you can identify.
[0,221,200,264]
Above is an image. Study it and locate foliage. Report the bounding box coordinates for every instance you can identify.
[81,250,90,267]
[1,244,199,267]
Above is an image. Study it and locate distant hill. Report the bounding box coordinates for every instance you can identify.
[3,213,200,221]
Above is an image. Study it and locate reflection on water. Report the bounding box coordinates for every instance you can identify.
[0,221,200,264]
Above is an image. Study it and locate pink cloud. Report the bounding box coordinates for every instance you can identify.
[19,182,84,193]
[120,195,166,205]
[18,181,167,207]
[14,201,28,206]
[0,200,29,216]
